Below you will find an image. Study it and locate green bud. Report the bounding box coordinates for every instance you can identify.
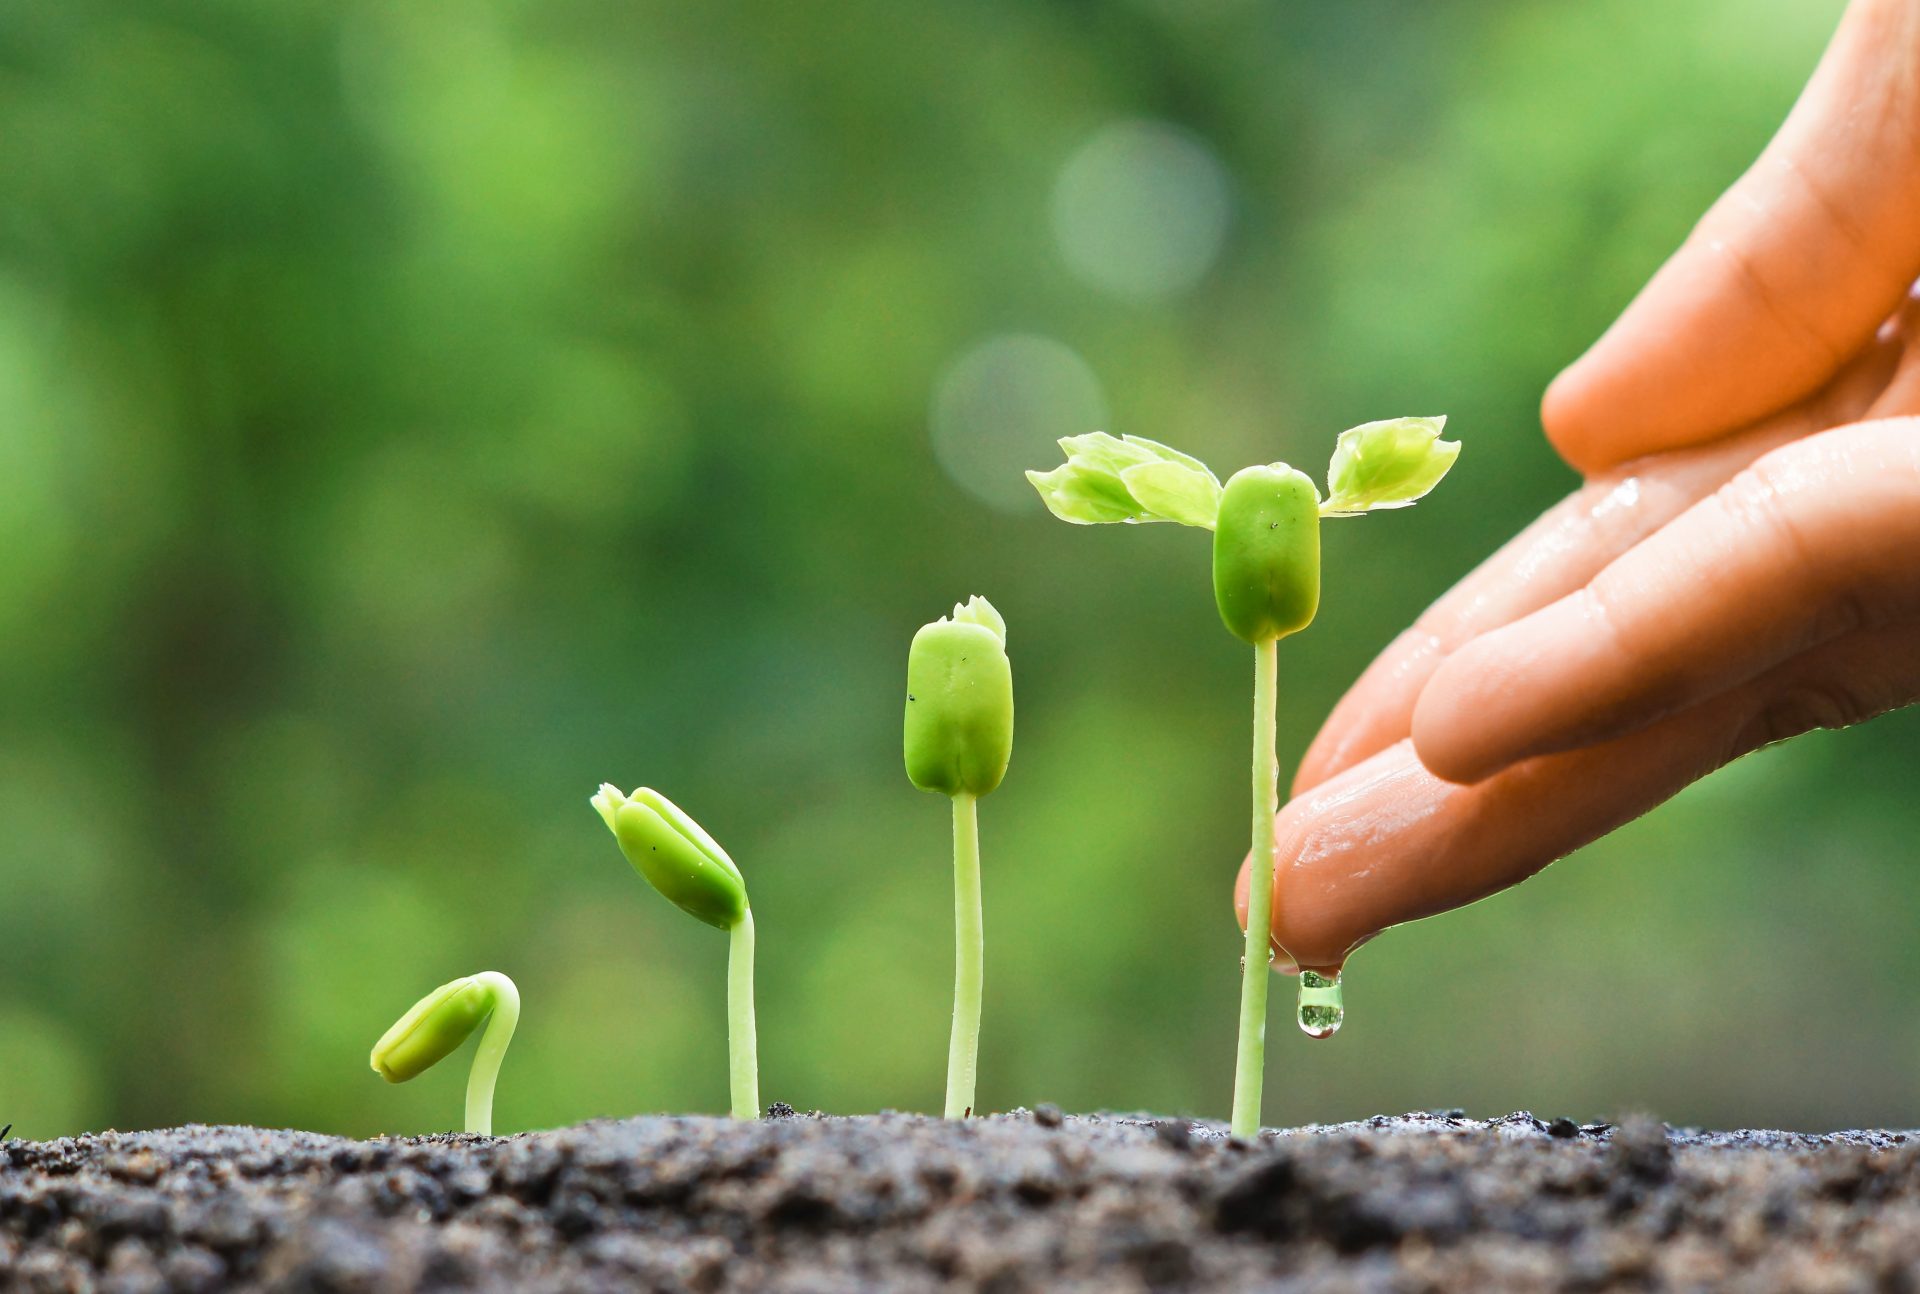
[1026,432,1222,528]
[592,784,748,930]
[1212,464,1322,644]
[370,976,493,1083]
[1322,416,1460,516]
[905,595,1014,798]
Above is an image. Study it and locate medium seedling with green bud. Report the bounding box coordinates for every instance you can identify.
[591,784,759,1119]
[370,970,521,1136]
[1028,418,1460,1138]
[905,595,1013,1119]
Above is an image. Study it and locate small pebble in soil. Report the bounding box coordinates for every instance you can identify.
[1155,1119,1194,1152]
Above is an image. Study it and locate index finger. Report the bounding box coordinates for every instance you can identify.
[1246,618,1920,970]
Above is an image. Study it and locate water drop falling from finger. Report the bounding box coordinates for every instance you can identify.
[1297,970,1343,1040]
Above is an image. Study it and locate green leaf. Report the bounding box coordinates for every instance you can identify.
[1119,433,1211,475]
[1322,416,1460,516]
[1057,431,1160,476]
[1027,431,1222,528]
[1120,460,1223,529]
[1056,432,1155,517]
[1025,464,1140,525]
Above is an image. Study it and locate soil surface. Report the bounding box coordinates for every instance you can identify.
[4,1107,1918,1292]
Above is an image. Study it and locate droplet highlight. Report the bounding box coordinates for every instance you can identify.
[1296,970,1343,1040]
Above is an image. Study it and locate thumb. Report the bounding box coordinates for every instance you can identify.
[1543,0,1920,473]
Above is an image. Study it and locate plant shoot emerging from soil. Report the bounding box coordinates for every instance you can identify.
[1028,421,1458,1137]
[370,970,521,1136]
[592,784,759,1119]
[905,595,1014,1119]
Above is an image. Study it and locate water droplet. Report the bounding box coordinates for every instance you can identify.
[1297,970,1343,1040]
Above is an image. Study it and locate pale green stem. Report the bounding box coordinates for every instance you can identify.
[945,791,982,1119]
[1230,638,1279,1138]
[728,907,760,1119]
[464,972,520,1137]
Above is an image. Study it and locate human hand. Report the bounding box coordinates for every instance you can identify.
[1235,0,1920,972]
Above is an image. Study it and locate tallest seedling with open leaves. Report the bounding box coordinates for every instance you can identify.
[1028,420,1459,1139]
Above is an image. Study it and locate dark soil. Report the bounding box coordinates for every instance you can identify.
[4,1108,1919,1292]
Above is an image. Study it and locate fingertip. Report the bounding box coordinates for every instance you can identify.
[1260,747,1440,969]
[1540,359,1614,476]
[1409,638,1531,785]
[1412,583,1626,783]
[1409,686,1496,786]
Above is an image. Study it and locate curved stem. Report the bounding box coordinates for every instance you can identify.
[728,908,760,1119]
[1230,638,1278,1139]
[945,791,982,1119]
[464,972,520,1137]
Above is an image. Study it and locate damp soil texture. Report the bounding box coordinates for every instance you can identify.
[4,1108,1920,1292]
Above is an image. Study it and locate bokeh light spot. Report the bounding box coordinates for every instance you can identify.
[930,334,1108,512]
[1050,119,1233,301]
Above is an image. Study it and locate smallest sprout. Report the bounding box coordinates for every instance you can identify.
[370,971,520,1137]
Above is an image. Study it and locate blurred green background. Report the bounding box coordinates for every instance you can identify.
[4,0,1913,1140]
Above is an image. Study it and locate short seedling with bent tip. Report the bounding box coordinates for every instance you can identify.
[370,970,520,1136]
[591,784,759,1119]
[1028,420,1459,1138]
[905,595,1013,1119]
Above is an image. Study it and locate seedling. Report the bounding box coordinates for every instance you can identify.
[905,595,1013,1119]
[370,970,521,1136]
[1028,419,1459,1137]
[591,784,759,1119]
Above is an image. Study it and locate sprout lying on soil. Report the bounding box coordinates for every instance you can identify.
[592,784,759,1119]
[370,970,521,1136]
[1028,420,1459,1137]
[905,595,1014,1119]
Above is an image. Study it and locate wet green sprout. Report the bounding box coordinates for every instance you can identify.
[905,595,1013,1119]
[370,971,521,1136]
[591,784,758,1119]
[1028,420,1459,1138]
